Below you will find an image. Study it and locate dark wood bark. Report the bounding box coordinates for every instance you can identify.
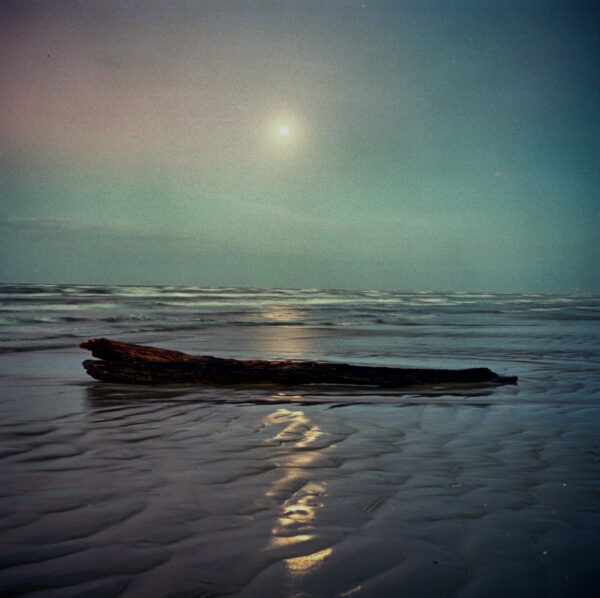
[81,338,518,388]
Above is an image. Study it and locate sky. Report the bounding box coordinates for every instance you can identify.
[1,0,598,292]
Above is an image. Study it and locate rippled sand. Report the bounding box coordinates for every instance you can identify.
[1,350,599,597]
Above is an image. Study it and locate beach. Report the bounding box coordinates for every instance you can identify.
[1,286,599,596]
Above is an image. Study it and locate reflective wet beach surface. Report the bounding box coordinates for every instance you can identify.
[1,287,599,596]
[1,373,599,597]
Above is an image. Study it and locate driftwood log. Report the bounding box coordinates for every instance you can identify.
[81,338,518,388]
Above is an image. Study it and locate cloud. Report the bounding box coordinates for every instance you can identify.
[0,215,199,239]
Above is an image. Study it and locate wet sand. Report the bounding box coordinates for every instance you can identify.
[1,286,599,596]
[0,349,599,597]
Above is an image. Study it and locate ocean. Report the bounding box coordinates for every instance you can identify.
[0,284,599,597]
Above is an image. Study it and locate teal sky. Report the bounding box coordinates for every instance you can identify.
[1,0,598,291]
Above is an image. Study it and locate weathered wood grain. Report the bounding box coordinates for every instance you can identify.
[81,338,518,387]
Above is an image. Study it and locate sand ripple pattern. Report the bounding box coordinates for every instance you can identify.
[1,387,599,597]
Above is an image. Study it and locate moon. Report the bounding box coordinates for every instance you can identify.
[279,125,290,137]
